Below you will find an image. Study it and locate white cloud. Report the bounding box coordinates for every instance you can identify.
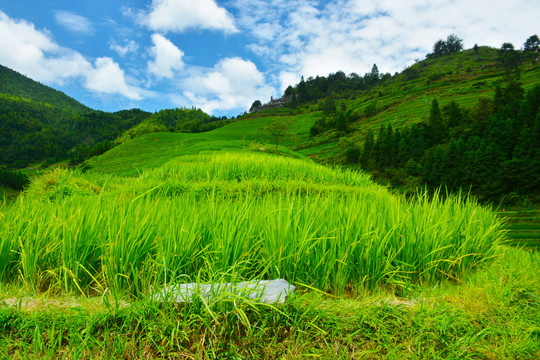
[231,0,540,91]
[147,33,184,79]
[84,57,143,100]
[109,39,139,57]
[0,11,91,84]
[54,10,94,34]
[141,0,238,34]
[183,57,274,114]
[0,11,146,101]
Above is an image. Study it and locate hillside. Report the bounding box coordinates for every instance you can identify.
[81,46,540,204]
[0,64,155,167]
[238,46,540,203]
[0,64,90,113]
[2,45,539,358]
[83,113,315,176]
[0,92,151,167]
[244,47,540,161]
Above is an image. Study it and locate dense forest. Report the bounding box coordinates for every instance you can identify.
[119,107,231,142]
[286,35,540,203]
[0,95,150,167]
[0,66,231,168]
[348,82,540,202]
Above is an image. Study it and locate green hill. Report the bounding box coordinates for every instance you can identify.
[0,64,90,113]
[235,46,540,203]
[0,64,155,167]
[4,151,538,358]
[84,113,315,176]
[83,46,539,204]
[2,44,539,203]
[244,47,540,161]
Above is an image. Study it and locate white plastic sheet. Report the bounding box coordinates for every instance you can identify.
[152,279,295,304]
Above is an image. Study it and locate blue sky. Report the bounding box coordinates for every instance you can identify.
[1,0,538,117]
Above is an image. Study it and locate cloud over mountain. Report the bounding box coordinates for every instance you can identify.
[148,33,185,79]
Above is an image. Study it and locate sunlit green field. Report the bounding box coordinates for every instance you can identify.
[0,152,503,296]
[1,151,539,358]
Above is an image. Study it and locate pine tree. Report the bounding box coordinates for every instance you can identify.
[429,98,446,145]
[361,129,375,169]
[290,89,298,109]
[297,76,308,103]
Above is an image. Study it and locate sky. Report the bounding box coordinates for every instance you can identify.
[0,0,538,117]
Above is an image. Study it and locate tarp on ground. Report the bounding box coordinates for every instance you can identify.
[151,279,295,304]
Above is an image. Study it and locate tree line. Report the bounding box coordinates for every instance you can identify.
[346,81,540,202]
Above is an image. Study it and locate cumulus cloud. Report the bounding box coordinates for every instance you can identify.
[84,57,144,100]
[109,39,139,57]
[54,10,94,34]
[231,0,540,91]
[0,11,146,100]
[147,33,184,79]
[183,57,273,114]
[0,11,91,84]
[141,0,238,34]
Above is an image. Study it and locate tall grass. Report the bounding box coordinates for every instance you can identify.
[0,194,503,297]
[0,152,505,296]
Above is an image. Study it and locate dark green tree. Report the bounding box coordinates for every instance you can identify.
[432,39,447,56]
[445,34,464,53]
[297,76,308,102]
[262,117,294,151]
[360,129,375,169]
[523,34,540,52]
[431,34,463,56]
[499,42,521,81]
[322,93,336,115]
[289,90,298,109]
[250,100,262,112]
[429,98,446,144]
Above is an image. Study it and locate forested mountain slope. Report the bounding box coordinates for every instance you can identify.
[0,64,89,113]
[241,44,540,203]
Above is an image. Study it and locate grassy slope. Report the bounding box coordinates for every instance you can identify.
[1,151,538,358]
[84,113,316,176]
[85,47,540,175]
[267,47,540,162]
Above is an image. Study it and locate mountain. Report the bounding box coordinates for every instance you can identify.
[0,64,89,113]
[0,64,154,167]
[0,65,236,168]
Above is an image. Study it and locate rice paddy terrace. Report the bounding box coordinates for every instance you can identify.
[1,47,539,358]
[2,150,539,358]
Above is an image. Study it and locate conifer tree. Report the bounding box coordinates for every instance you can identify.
[429,99,446,145]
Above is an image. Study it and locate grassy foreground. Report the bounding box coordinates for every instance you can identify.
[1,247,538,359]
[1,151,537,358]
